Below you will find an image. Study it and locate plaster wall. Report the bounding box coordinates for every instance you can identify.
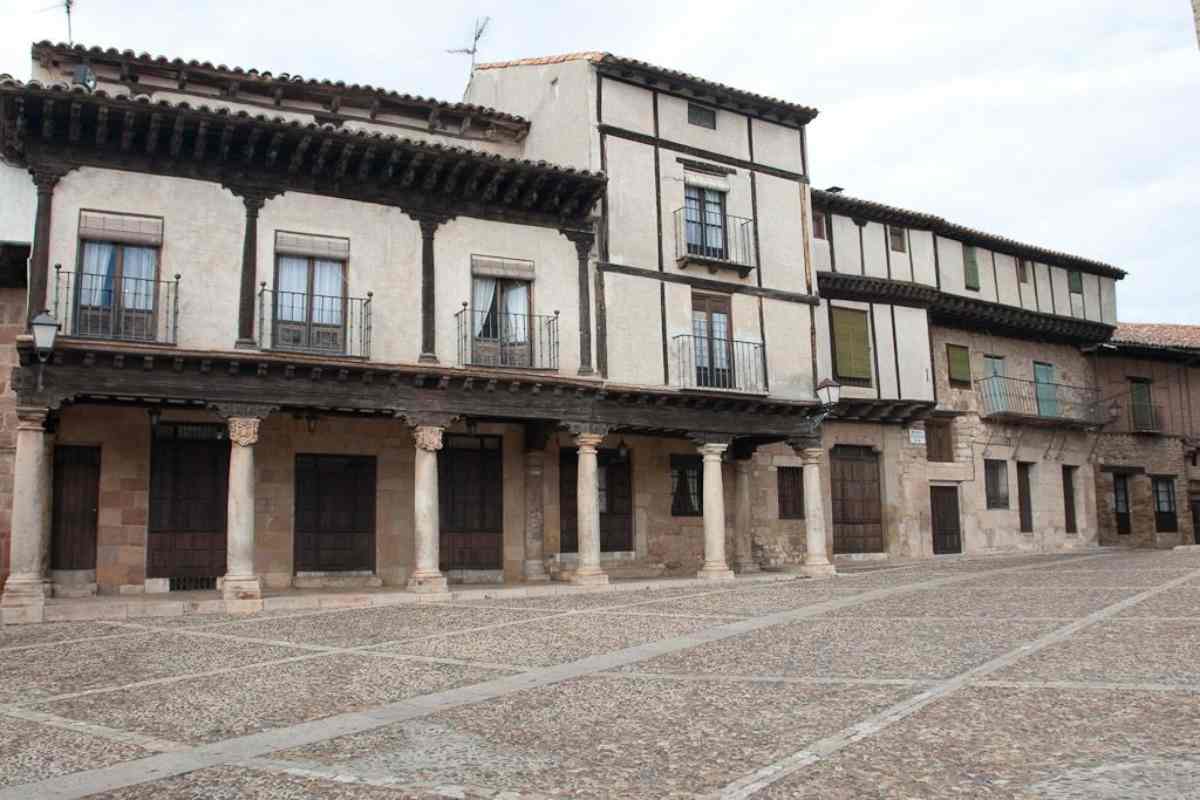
[750,118,804,174]
[599,77,655,136]
[0,163,35,244]
[815,299,932,403]
[656,93,750,160]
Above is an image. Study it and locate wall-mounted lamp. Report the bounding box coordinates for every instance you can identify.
[816,377,842,409]
[616,437,630,460]
[30,310,60,391]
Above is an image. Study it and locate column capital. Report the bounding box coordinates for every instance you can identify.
[209,401,278,421]
[29,166,71,193]
[226,417,262,447]
[15,406,49,430]
[406,211,454,237]
[564,420,610,439]
[560,226,595,259]
[787,434,823,457]
[697,441,729,459]
[799,447,823,465]
[412,425,445,452]
[223,183,284,212]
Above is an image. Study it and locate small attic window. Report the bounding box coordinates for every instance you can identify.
[688,103,716,129]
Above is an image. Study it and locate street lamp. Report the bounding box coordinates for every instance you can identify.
[30,311,59,392]
[816,377,841,409]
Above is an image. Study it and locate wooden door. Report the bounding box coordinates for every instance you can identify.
[1034,362,1058,417]
[1191,498,1200,545]
[830,446,883,554]
[148,424,229,581]
[1062,466,1078,533]
[438,435,503,570]
[50,446,101,571]
[692,293,733,389]
[559,449,633,553]
[294,454,376,572]
[929,486,962,555]
[1017,463,1034,533]
[1113,473,1131,536]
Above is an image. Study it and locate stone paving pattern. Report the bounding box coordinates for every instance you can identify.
[0,549,1197,798]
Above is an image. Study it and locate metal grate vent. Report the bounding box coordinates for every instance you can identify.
[169,576,218,592]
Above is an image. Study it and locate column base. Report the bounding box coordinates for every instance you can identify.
[2,577,50,625]
[696,565,736,581]
[568,567,609,586]
[418,352,439,364]
[801,561,837,578]
[234,337,258,350]
[407,571,448,593]
[523,561,550,583]
[221,575,263,600]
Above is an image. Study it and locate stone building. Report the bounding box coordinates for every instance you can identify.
[0,42,1155,623]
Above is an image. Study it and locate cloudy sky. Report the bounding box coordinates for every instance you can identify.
[4,1,1198,322]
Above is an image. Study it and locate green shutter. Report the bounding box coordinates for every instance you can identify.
[831,307,872,383]
[963,246,980,290]
[947,344,971,384]
[1068,270,1083,294]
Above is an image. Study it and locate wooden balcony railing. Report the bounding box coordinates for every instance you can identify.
[54,266,179,344]
[258,285,371,358]
[674,334,766,393]
[976,375,1102,426]
[455,305,559,370]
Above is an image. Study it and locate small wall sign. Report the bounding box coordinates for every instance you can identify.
[909,428,926,445]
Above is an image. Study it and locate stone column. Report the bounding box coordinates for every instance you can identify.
[733,457,760,573]
[1,408,52,622]
[223,416,265,601]
[801,447,836,576]
[571,429,608,585]
[523,449,549,582]
[560,229,595,376]
[408,425,448,592]
[697,441,735,580]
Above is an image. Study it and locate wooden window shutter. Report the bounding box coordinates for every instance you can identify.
[1068,270,1083,294]
[963,246,980,290]
[946,344,971,385]
[831,307,872,384]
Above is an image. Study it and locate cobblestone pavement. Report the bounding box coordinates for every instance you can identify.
[1,549,1197,799]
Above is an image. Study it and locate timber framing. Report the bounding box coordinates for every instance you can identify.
[831,399,935,424]
[812,189,1126,280]
[12,339,825,441]
[817,272,939,308]
[0,77,604,228]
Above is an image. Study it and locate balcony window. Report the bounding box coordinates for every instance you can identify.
[1129,379,1159,432]
[1153,477,1177,532]
[963,245,980,291]
[1034,362,1058,417]
[1068,270,1083,295]
[74,241,159,341]
[925,419,955,463]
[1017,258,1030,283]
[985,459,1010,509]
[946,344,972,387]
[888,225,906,253]
[684,185,727,260]
[274,255,347,353]
[830,306,872,388]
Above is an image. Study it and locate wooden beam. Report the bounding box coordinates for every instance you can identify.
[168,114,185,158]
[264,131,285,169]
[440,160,467,194]
[242,126,262,164]
[333,142,355,180]
[288,134,312,174]
[356,144,376,180]
[95,105,109,147]
[119,110,135,153]
[192,120,207,160]
[311,137,333,176]
[68,101,82,143]
[218,122,234,161]
[145,112,162,156]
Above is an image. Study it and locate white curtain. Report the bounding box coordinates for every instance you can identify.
[277,256,308,322]
[472,277,497,337]
[692,312,709,367]
[121,246,157,311]
[503,282,529,343]
[710,311,730,368]
[703,189,724,253]
[80,241,117,307]
[312,259,343,325]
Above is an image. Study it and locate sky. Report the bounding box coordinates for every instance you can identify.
[3,0,1198,323]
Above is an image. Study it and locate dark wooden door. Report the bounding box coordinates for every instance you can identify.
[1191,498,1200,545]
[1114,473,1131,536]
[559,450,633,553]
[830,446,883,554]
[438,435,503,570]
[51,446,101,570]
[148,423,229,580]
[294,454,376,572]
[1062,466,1078,533]
[929,486,962,555]
[1017,462,1034,533]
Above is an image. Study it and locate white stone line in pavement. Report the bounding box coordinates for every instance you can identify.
[0,629,148,654]
[973,679,1200,693]
[587,609,750,621]
[350,650,528,673]
[0,705,190,753]
[243,757,412,789]
[593,672,931,687]
[0,552,1115,800]
[712,566,1200,799]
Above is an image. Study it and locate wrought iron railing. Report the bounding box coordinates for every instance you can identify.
[673,208,755,269]
[976,375,1101,425]
[53,266,179,344]
[257,285,371,358]
[673,334,766,393]
[1128,402,1164,433]
[455,305,559,370]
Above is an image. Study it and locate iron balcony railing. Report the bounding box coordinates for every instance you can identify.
[257,285,371,358]
[455,305,559,370]
[53,266,179,344]
[976,375,1101,425]
[1128,402,1164,433]
[674,334,766,393]
[673,208,755,270]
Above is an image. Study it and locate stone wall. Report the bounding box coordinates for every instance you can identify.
[1093,433,1193,548]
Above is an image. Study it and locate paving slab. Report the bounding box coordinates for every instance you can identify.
[756,685,1200,799]
[0,715,152,790]
[968,569,1196,588]
[0,620,137,649]
[0,633,309,705]
[619,582,868,618]
[826,586,1143,619]
[377,611,718,668]
[1116,587,1200,618]
[41,653,509,745]
[275,676,917,800]
[619,617,1060,680]
[994,619,1200,686]
[450,583,735,612]
[87,764,427,799]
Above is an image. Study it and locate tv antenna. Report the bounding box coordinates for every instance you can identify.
[36,0,76,44]
[447,16,491,73]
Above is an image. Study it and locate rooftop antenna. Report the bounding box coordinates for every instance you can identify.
[36,0,76,44]
[447,16,491,74]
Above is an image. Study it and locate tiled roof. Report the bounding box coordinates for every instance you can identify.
[30,41,529,128]
[476,52,819,125]
[1112,323,1200,351]
[812,189,1126,280]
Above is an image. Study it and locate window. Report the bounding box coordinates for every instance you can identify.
[1129,378,1156,431]
[1068,270,1083,294]
[684,185,727,260]
[963,245,980,291]
[670,454,703,516]
[470,277,532,368]
[925,419,955,463]
[979,355,1007,412]
[1113,473,1130,535]
[778,467,804,519]
[946,344,972,387]
[1062,465,1078,534]
[830,306,872,387]
[983,355,1005,378]
[274,254,346,352]
[1153,477,1177,532]
[1034,362,1058,417]
[691,293,733,388]
[1017,258,1030,283]
[687,103,717,129]
[76,240,160,340]
[888,226,906,253]
[985,459,1010,509]
[813,211,827,241]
